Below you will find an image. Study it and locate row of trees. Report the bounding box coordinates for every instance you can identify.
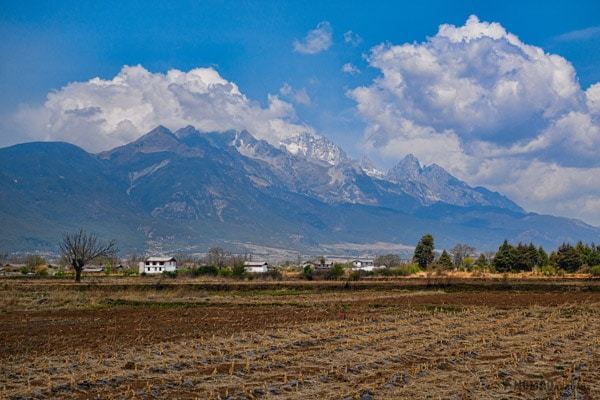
[494,241,600,273]
[5,230,600,282]
[412,234,600,273]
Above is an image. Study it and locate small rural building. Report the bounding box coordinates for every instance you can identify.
[82,265,104,273]
[141,256,177,274]
[0,264,27,276]
[351,259,375,270]
[243,261,268,273]
[303,259,334,270]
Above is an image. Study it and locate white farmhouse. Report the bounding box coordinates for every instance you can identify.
[141,256,177,274]
[351,259,377,271]
[243,261,268,273]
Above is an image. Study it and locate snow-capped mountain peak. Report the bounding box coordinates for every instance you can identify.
[280,132,349,166]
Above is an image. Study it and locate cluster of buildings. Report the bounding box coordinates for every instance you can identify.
[1,255,383,277]
[300,258,384,272]
[138,258,270,274]
[137,256,382,275]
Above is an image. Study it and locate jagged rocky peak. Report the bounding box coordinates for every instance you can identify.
[170,124,347,166]
[280,131,349,166]
[383,153,524,212]
[387,153,423,182]
[422,163,458,184]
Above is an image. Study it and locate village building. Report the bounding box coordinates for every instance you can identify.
[140,256,177,274]
[243,261,269,273]
[303,259,334,270]
[82,265,105,274]
[351,259,384,271]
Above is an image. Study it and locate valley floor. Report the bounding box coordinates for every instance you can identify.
[1,278,599,399]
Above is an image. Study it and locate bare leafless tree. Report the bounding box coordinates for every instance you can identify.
[59,229,117,282]
[207,247,227,268]
[450,243,476,268]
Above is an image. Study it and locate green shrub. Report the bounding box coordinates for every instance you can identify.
[217,267,232,278]
[327,263,345,280]
[405,263,422,275]
[590,265,600,277]
[54,266,67,278]
[383,263,421,276]
[463,256,474,271]
[190,265,219,277]
[232,263,246,278]
[122,268,137,277]
[302,265,314,280]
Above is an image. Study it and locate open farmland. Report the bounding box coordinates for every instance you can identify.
[1,278,600,399]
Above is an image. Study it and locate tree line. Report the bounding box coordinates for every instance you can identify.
[410,234,600,273]
[5,230,600,281]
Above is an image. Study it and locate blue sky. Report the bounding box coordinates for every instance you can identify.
[2,0,600,224]
[2,0,600,150]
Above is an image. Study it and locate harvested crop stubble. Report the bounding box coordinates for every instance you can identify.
[1,298,599,399]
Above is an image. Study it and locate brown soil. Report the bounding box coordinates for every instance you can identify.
[3,290,600,360]
[1,283,600,399]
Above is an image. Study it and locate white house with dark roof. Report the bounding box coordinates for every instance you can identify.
[141,256,177,274]
[243,261,268,273]
[351,259,378,271]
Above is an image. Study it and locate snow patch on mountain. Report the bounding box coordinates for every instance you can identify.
[127,159,171,195]
[280,132,349,166]
[360,156,385,179]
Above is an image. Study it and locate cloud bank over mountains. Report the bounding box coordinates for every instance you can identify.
[12,66,314,151]
[5,15,600,225]
[349,15,600,224]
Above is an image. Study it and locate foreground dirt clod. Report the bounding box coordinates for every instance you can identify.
[1,281,599,399]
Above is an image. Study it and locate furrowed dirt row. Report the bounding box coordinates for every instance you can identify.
[2,289,600,399]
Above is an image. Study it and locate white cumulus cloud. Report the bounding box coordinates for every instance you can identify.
[341,63,360,75]
[350,15,600,225]
[293,22,333,54]
[10,65,314,151]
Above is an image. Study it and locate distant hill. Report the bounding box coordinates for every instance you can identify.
[1,126,598,254]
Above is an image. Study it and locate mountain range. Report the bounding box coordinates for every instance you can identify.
[1,126,598,256]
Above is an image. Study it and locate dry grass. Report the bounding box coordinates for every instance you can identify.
[1,280,599,399]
